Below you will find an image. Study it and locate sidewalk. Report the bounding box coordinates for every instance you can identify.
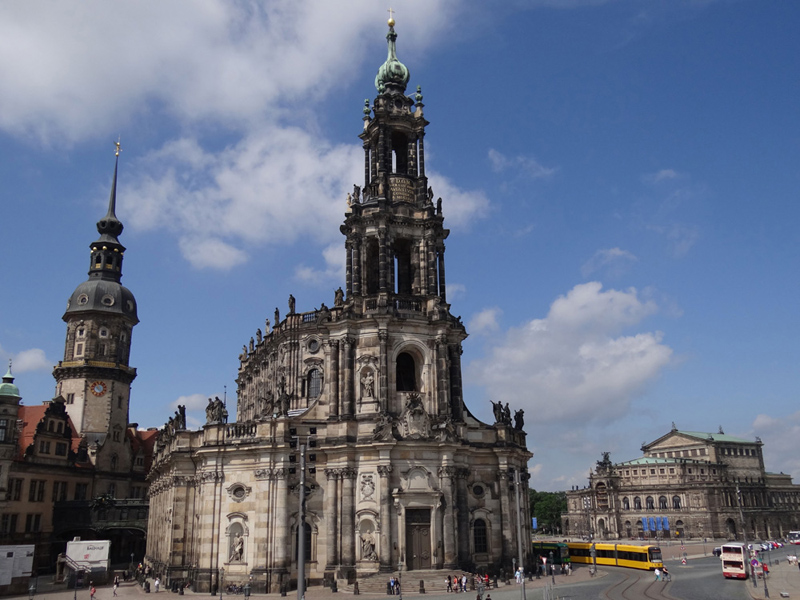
[16,568,602,600]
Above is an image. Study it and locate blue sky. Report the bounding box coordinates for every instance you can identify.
[2,0,798,492]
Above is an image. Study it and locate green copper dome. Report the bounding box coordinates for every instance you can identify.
[0,366,21,402]
[374,21,409,94]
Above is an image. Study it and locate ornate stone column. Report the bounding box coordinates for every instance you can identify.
[378,465,393,571]
[448,344,464,421]
[343,338,355,417]
[328,340,339,418]
[438,466,457,568]
[418,132,426,176]
[353,237,362,297]
[345,241,353,298]
[272,468,290,576]
[456,468,471,565]
[324,469,340,571]
[364,144,371,188]
[437,244,447,301]
[341,468,358,567]
[378,331,389,413]
[436,336,450,416]
[426,237,437,295]
[378,230,388,293]
[497,468,513,563]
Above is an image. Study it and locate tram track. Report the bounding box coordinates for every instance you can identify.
[598,569,678,600]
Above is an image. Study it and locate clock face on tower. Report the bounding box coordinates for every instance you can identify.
[90,381,107,397]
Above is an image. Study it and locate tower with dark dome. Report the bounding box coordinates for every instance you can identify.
[53,143,139,470]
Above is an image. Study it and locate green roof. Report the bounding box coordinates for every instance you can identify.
[677,430,754,444]
[0,367,21,400]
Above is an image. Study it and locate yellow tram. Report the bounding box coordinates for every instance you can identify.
[566,542,663,570]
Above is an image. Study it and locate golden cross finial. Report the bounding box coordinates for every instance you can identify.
[387,7,395,26]
[115,137,121,157]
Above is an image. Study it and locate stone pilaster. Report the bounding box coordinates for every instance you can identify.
[456,467,471,566]
[341,468,358,567]
[497,469,513,563]
[438,466,457,568]
[378,465,393,571]
[324,469,340,570]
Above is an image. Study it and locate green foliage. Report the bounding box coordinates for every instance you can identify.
[529,489,567,535]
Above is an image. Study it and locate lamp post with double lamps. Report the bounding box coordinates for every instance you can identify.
[513,468,527,600]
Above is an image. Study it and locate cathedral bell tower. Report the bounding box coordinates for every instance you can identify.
[53,143,138,467]
[342,17,450,313]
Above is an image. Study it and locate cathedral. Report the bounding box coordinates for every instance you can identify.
[145,19,532,594]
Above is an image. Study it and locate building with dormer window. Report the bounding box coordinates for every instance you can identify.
[564,426,800,541]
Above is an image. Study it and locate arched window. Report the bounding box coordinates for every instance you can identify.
[634,497,642,510]
[646,496,655,510]
[396,352,416,391]
[307,369,322,399]
[659,496,668,510]
[622,497,630,511]
[110,454,118,471]
[295,521,312,562]
[473,519,487,554]
[672,496,682,509]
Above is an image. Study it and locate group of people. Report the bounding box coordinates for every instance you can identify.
[445,573,490,593]
[387,576,401,595]
[654,566,671,581]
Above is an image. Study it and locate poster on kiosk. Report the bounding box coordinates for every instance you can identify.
[66,540,111,582]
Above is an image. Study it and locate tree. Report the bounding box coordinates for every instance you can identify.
[529,489,567,535]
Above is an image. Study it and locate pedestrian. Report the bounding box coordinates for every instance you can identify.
[462,574,467,592]
[446,575,452,593]
[113,581,118,597]
[654,568,661,581]
[90,584,96,600]
[389,576,395,595]
[154,577,160,593]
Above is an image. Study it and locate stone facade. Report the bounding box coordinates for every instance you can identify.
[144,21,532,594]
[564,427,800,542]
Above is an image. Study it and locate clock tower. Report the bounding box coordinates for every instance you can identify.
[53,144,139,470]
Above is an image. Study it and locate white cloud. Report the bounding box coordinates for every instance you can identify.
[0,1,456,144]
[426,172,491,228]
[446,283,466,301]
[752,410,800,482]
[469,307,502,335]
[581,247,638,278]
[488,148,556,180]
[0,344,51,373]
[295,244,346,285]
[122,131,489,270]
[642,169,680,184]
[468,282,672,425]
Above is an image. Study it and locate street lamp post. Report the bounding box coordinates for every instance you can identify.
[297,442,307,600]
[219,568,224,600]
[548,551,554,585]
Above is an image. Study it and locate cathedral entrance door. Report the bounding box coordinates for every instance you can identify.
[405,509,432,571]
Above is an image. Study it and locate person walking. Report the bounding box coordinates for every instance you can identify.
[154,577,160,593]
[90,584,96,600]
[654,568,661,581]
[113,581,118,597]
[446,576,453,593]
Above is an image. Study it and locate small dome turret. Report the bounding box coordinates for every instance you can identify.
[375,18,410,94]
[0,363,21,403]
